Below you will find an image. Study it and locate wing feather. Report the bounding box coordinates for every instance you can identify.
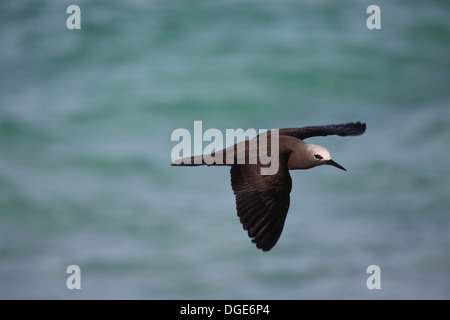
[277,122,366,140]
[230,162,292,251]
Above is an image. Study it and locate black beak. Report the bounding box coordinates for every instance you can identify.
[325,159,346,171]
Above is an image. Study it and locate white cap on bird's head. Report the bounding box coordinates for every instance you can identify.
[306,144,346,171]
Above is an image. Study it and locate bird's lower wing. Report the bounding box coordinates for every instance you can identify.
[278,122,366,140]
[230,163,292,251]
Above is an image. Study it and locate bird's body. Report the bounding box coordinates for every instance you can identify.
[172,122,366,251]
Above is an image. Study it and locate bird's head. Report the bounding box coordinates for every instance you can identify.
[307,144,346,171]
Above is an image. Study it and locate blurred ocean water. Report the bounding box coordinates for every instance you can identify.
[0,0,449,299]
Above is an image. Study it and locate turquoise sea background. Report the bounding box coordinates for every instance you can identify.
[1,0,449,299]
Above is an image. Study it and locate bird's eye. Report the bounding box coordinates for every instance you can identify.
[314,154,323,160]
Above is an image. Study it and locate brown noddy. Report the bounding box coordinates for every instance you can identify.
[172,122,366,251]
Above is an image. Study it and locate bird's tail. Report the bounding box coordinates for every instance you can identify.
[171,153,230,166]
[171,155,204,166]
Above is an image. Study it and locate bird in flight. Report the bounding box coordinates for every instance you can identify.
[172,122,366,251]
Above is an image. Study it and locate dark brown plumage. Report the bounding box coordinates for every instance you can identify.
[172,122,366,251]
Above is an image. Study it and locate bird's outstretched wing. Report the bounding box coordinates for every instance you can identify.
[230,161,292,251]
[278,122,366,141]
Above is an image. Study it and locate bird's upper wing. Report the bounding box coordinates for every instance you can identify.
[230,160,292,251]
[278,122,366,140]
